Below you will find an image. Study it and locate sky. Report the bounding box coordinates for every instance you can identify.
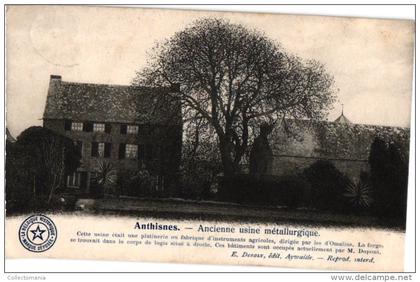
[6,6,415,137]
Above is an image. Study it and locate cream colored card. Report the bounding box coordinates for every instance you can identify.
[5,5,414,272]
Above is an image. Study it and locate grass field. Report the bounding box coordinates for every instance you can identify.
[74,196,398,229]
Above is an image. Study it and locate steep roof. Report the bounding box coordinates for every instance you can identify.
[334,105,352,125]
[43,75,181,125]
[334,113,352,124]
[272,119,410,161]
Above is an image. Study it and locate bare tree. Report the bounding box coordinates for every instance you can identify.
[42,138,66,203]
[134,18,337,176]
[15,126,81,204]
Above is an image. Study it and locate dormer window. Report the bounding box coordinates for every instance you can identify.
[71,122,83,131]
[93,123,105,132]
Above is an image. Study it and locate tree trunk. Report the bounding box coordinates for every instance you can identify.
[47,173,58,204]
[219,137,240,177]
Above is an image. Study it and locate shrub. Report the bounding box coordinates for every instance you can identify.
[343,175,373,211]
[6,126,81,212]
[218,174,309,208]
[117,168,154,197]
[90,161,117,198]
[369,137,408,227]
[6,142,33,214]
[303,160,349,212]
[180,166,213,200]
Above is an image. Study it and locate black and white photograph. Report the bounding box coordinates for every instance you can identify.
[4,5,415,272]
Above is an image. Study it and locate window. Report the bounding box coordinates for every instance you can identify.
[125,144,138,159]
[67,172,81,188]
[153,175,165,191]
[127,125,139,134]
[98,143,105,157]
[121,124,139,135]
[71,122,83,131]
[93,123,105,132]
[92,142,111,158]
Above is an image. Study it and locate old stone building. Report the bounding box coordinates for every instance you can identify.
[270,112,410,180]
[43,75,182,196]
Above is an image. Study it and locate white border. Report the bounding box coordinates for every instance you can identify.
[1,2,416,279]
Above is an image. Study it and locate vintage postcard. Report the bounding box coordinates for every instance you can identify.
[4,5,414,272]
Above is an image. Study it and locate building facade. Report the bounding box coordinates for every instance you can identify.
[270,112,410,180]
[43,75,182,196]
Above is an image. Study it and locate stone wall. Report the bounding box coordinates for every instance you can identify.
[43,118,182,194]
[269,119,409,180]
[271,155,369,180]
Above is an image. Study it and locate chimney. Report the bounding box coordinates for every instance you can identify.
[48,74,62,98]
[170,83,181,92]
[50,74,62,81]
[49,74,62,89]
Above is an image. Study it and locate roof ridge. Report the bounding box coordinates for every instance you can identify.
[44,78,181,124]
[283,118,409,130]
[61,80,169,90]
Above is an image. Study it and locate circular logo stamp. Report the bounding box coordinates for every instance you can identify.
[19,214,57,253]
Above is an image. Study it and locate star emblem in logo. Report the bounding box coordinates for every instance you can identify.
[19,215,57,252]
[30,225,46,241]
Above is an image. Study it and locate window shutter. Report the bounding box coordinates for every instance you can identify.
[139,144,144,160]
[120,124,127,134]
[140,125,150,136]
[84,122,93,132]
[64,120,71,131]
[77,141,83,156]
[105,123,112,134]
[119,143,126,159]
[80,172,87,190]
[91,142,98,157]
[104,143,112,158]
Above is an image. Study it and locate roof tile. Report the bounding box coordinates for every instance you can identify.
[43,78,181,125]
